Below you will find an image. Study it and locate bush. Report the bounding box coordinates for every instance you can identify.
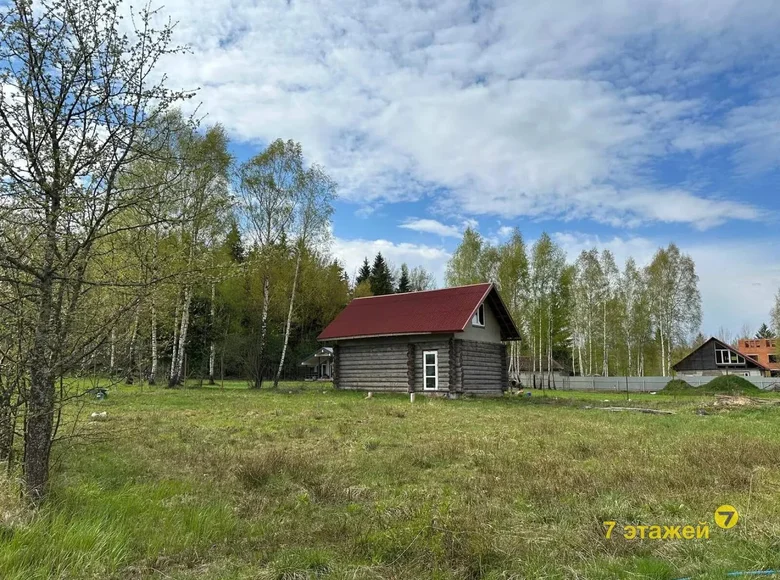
[664,375,764,395]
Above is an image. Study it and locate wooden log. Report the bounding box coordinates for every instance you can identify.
[332,344,340,388]
[407,343,415,393]
[448,337,456,392]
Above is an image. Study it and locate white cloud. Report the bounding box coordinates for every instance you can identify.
[399,218,461,238]
[332,236,450,283]
[552,232,780,337]
[497,226,515,238]
[151,0,780,229]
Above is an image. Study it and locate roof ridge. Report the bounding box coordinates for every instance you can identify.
[352,282,491,300]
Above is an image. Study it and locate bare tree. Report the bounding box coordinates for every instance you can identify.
[0,0,192,502]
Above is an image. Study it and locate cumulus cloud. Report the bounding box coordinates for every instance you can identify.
[399,218,461,238]
[151,0,780,228]
[332,236,450,283]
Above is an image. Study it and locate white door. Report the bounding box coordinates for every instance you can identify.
[422,350,438,390]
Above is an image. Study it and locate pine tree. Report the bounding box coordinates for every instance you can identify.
[397,264,411,293]
[756,323,775,339]
[370,253,395,295]
[356,258,371,285]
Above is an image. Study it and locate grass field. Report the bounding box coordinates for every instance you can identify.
[2,382,780,579]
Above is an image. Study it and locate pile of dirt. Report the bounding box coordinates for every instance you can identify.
[664,375,765,396]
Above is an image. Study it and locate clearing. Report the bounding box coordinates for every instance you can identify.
[2,383,780,579]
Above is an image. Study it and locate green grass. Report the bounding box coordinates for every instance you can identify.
[664,375,766,396]
[2,382,780,579]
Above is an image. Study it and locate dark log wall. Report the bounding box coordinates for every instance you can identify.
[459,339,505,395]
[336,335,451,392]
[332,344,340,388]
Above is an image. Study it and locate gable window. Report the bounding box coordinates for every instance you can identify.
[715,348,745,366]
[422,350,438,390]
[472,304,485,327]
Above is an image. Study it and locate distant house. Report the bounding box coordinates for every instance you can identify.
[673,337,770,377]
[300,346,334,380]
[737,338,780,377]
[318,283,521,396]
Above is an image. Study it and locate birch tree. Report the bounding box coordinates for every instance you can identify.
[0,0,192,502]
[409,266,436,291]
[239,140,301,389]
[645,244,701,376]
[495,229,529,378]
[599,250,619,377]
[273,164,336,388]
[446,228,494,286]
[573,250,602,375]
[168,123,231,387]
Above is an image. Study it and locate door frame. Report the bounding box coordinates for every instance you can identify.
[422,350,439,390]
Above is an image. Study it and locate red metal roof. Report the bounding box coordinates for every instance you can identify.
[318,283,520,341]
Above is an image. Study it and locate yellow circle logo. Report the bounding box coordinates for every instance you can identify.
[714,505,739,529]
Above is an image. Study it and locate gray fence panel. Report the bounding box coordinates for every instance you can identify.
[516,375,780,392]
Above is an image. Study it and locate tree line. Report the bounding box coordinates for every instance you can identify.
[445,228,703,378]
[353,253,437,297]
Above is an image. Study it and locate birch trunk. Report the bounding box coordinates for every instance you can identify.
[109,328,115,374]
[659,327,666,377]
[171,286,192,387]
[125,310,139,385]
[274,250,302,388]
[149,298,158,385]
[169,293,181,384]
[602,303,608,377]
[252,274,271,389]
[208,281,216,385]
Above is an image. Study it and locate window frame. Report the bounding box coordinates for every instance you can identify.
[715,348,745,366]
[471,304,485,328]
[422,350,439,391]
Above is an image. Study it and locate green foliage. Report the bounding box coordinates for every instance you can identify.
[445,227,494,286]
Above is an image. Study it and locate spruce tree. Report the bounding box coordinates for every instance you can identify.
[356,258,371,285]
[756,323,775,339]
[370,253,395,295]
[397,264,411,293]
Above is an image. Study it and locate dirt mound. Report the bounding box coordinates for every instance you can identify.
[664,375,764,396]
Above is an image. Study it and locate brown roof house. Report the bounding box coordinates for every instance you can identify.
[318,283,520,396]
[673,337,770,377]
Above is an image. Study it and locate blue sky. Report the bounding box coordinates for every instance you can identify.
[155,0,780,336]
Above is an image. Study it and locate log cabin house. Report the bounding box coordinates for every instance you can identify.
[317,283,520,396]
